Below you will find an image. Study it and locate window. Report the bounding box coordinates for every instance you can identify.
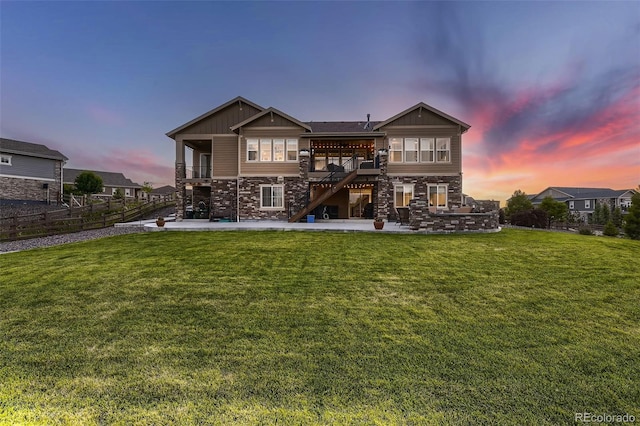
[436,138,450,162]
[261,185,284,209]
[389,137,450,163]
[420,138,435,162]
[404,138,419,162]
[260,139,272,162]
[0,155,11,166]
[428,184,448,208]
[247,139,259,161]
[585,200,591,209]
[286,139,298,161]
[125,188,131,196]
[273,139,285,162]
[389,138,403,162]
[569,201,575,210]
[248,138,298,162]
[394,184,414,207]
[112,188,117,195]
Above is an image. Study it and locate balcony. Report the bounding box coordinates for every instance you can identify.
[185,166,212,180]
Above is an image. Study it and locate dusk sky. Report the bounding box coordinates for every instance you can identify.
[1,1,638,203]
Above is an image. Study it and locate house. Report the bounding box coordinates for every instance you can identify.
[166,96,473,223]
[64,168,142,199]
[142,185,176,202]
[530,186,637,220]
[0,137,68,204]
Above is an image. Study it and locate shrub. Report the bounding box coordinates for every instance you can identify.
[510,209,548,228]
[579,227,593,236]
[603,221,619,237]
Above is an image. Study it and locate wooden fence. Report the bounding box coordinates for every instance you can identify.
[0,198,174,242]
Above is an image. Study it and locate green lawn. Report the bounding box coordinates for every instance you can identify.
[1,230,638,425]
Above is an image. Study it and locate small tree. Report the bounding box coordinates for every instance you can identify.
[74,171,103,196]
[141,181,153,201]
[623,192,640,240]
[112,188,124,200]
[603,221,618,237]
[510,208,548,228]
[591,202,603,225]
[506,190,533,220]
[539,196,568,227]
[601,202,610,224]
[612,206,623,228]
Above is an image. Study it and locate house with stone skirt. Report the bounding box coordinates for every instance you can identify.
[64,168,142,200]
[0,137,68,205]
[166,96,472,223]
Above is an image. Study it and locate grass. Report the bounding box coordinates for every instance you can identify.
[1,229,638,425]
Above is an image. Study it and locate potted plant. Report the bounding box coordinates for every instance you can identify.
[373,217,385,230]
[156,216,165,227]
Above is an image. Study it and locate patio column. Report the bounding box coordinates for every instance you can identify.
[376,150,390,220]
[175,137,186,221]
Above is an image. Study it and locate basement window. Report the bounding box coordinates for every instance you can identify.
[0,155,11,166]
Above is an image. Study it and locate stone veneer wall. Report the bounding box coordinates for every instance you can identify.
[238,177,306,220]
[0,174,62,204]
[385,174,462,221]
[209,180,237,219]
[409,198,499,232]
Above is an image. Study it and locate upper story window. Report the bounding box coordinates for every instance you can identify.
[247,138,298,162]
[389,137,450,163]
[0,155,11,166]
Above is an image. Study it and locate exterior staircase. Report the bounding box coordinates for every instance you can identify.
[288,170,359,223]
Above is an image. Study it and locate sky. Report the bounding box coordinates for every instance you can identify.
[1,1,638,203]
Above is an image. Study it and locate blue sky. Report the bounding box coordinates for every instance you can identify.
[1,1,638,201]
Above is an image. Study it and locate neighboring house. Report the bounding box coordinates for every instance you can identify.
[142,185,176,201]
[64,168,142,199]
[0,137,68,204]
[530,186,637,220]
[167,96,471,221]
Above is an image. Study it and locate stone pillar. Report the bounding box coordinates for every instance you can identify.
[299,149,310,179]
[175,162,186,221]
[376,150,390,220]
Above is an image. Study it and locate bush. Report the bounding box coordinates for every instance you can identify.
[579,227,593,236]
[603,221,619,237]
[510,209,548,228]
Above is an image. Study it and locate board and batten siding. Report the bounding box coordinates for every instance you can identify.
[0,154,58,180]
[213,136,238,177]
[180,103,262,135]
[384,127,462,175]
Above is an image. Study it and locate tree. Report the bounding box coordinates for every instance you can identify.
[601,202,610,224]
[74,171,103,195]
[506,190,533,219]
[603,221,619,237]
[141,181,153,201]
[612,206,623,228]
[623,192,640,240]
[591,202,603,225]
[112,188,124,200]
[539,196,568,227]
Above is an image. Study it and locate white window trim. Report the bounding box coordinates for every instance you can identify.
[389,137,450,163]
[0,154,12,166]
[260,184,285,210]
[428,184,449,209]
[248,138,299,163]
[394,183,415,208]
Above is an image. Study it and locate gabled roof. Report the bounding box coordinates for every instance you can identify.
[372,102,471,132]
[534,186,636,201]
[64,168,141,188]
[151,185,175,195]
[0,137,68,161]
[166,96,264,138]
[230,107,312,132]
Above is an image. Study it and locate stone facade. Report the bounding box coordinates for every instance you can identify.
[0,172,63,205]
[175,162,186,220]
[408,198,499,232]
[384,174,462,221]
[238,176,306,220]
